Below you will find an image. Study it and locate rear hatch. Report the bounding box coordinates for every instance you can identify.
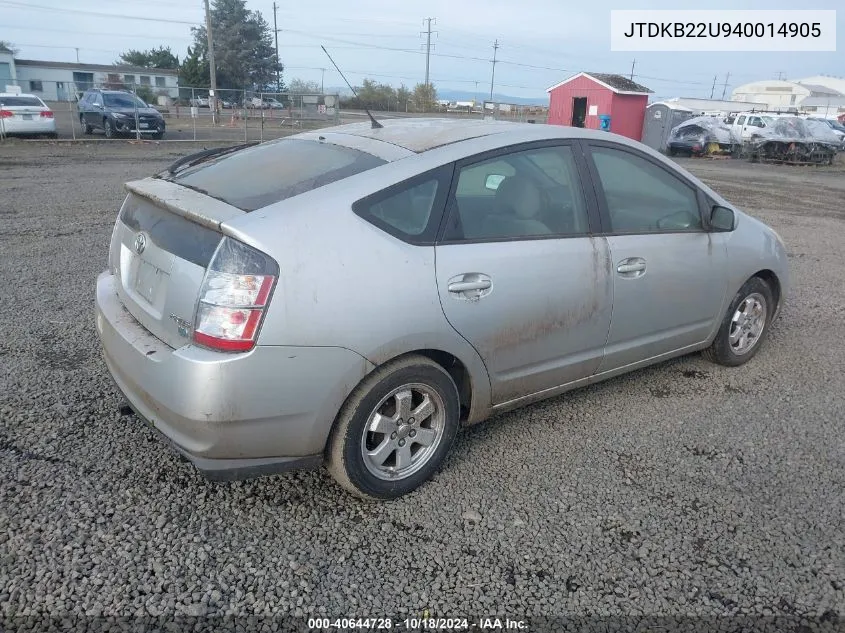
[107,137,389,349]
[109,179,242,349]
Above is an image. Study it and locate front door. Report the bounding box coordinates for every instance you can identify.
[571,97,587,127]
[583,143,729,371]
[56,82,67,101]
[435,142,612,405]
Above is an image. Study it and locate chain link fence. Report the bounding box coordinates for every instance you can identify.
[481,100,549,124]
[1,79,341,142]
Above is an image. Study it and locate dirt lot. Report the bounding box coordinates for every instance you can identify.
[1,142,844,631]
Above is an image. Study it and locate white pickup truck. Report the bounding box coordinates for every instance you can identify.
[731,113,779,142]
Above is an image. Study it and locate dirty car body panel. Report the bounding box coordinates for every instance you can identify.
[95,119,789,482]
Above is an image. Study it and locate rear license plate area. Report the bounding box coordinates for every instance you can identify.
[134,260,166,304]
[22,114,33,120]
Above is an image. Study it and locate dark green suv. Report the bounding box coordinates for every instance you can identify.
[78,89,166,139]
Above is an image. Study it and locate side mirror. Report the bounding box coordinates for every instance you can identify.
[710,205,735,232]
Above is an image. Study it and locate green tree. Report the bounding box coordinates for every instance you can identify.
[0,41,18,54]
[412,82,437,112]
[396,84,411,112]
[190,0,282,91]
[288,78,321,93]
[117,46,180,69]
[179,45,209,89]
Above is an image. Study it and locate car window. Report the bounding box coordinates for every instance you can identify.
[0,96,43,107]
[103,93,146,108]
[444,145,590,241]
[455,159,515,197]
[358,178,440,237]
[172,138,387,212]
[589,146,702,234]
[736,115,746,125]
[93,94,103,107]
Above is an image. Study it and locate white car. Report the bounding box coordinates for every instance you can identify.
[0,93,57,138]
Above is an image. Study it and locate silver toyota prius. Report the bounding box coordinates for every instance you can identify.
[95,118,789,499]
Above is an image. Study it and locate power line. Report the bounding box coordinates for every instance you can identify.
[0,1,198,25]
[4,23,192,41]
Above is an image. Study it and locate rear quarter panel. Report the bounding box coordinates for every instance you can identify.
[221,155,496,421]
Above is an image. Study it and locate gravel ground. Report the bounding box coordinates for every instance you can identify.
[1,144,844,632]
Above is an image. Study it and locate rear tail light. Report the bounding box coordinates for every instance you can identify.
[40,111,54,118]
[193,237,278,352]
[0,110,12,118]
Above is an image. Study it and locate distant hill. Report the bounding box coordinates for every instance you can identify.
[324,85,547,106]
[437,89,548,106]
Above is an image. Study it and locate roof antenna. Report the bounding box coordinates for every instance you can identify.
[321,45,383,129]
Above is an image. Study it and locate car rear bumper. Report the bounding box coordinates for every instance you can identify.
[1,119,56,134]
[95,271,373,479]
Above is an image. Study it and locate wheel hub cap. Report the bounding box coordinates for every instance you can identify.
[729,292,767,355]
[361,384,445,481]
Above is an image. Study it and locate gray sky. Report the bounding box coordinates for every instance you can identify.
[2,0,842,101]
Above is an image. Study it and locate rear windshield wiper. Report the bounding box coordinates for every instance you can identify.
[161,141,259,177]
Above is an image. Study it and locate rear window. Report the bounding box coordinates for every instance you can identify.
[172,138,387,211]
[0,96,44,107]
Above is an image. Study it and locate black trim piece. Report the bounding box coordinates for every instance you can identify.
[120,197,223,268]
[581,141,711,237]
[352,164,455,246]
[436,139,597,245]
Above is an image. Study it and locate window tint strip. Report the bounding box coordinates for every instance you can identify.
[120,197,222,268]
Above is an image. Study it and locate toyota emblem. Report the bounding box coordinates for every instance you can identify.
[134,233,147,255]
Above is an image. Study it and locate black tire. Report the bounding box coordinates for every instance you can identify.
[45,132,58,139]
[704,277,774,367]
[326,354,460,500]
[152,131,164,140]
[80,117,92,135]
[103,118,115,139]
[668,147,677,157]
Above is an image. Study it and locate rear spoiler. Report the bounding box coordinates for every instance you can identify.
[124,178,244,231]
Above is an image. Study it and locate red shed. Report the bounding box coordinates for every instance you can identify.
[546,72,652,140]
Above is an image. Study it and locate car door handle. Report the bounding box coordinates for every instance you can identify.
[448,280,492,293]
[616,258,646,276]
[617,263,645,273]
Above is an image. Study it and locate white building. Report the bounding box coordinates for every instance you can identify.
[731,79,842,112]
[795,75,845,97]
[793,76,845,117]
[663,97,766,114]
[1,56,179,101]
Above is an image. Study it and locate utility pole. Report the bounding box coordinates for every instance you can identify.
[421,17,436,89]
[630,58,636,81]
[489,39,499,101]
[721,72,731,100]
[273,2,280,93]
[320,68,325,93]
[203,0,218,124]
[710,75,717,99]
[75,47,80,63]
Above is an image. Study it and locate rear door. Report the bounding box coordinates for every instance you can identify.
[582,142,729,371]
[435,142,613,405]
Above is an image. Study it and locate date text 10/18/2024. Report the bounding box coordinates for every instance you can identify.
[307,617,528,630]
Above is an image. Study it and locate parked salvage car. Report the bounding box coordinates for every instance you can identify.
[667,116,736,157]
[742,116,839,165]
[95,118,789,499]
[0,92,56,138]
[804,117,845,151]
